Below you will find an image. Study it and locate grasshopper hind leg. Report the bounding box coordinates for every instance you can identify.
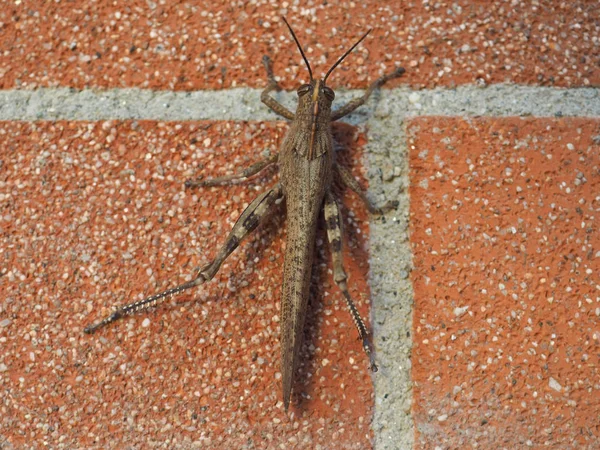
[323,191,378,371]
[85,185,283,334]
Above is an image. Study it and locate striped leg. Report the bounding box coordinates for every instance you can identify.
[84,185,283,334]
[323,191,378,371]
[185,153,278,187]
[335,164,398,214]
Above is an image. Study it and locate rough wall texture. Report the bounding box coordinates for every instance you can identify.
[409,117,600,449]
[0,0,599,449]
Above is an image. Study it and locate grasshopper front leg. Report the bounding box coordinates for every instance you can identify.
[261,55,295,120]
[84,185,283,334]
[331,66,405,121]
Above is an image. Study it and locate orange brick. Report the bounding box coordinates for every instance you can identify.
[0,120,376,448]
[409,117,600,448]
[1,2,596,90]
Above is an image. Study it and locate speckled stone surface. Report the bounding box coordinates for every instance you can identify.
[409,117,600,449]
[1,0,599,448]
[0,120,378,448]
[1,1,597,90]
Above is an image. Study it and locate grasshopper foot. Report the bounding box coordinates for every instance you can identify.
[184,177,205,188]
[391,66,406,78]
[262,55,282,90]
[370,199,400,215]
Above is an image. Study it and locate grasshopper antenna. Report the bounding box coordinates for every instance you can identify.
[324,29,372,83]
[282,16,313,81]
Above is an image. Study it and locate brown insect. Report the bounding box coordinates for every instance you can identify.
[85,17,404,411]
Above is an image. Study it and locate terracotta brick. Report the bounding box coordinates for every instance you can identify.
[0,120,376,448]
[1,1,596,90]
[409,117,600,449]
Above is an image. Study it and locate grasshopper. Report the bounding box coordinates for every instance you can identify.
[85,17,404,411]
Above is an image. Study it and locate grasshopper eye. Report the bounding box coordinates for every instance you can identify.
[323,86,335,101]
[297,84,312,97]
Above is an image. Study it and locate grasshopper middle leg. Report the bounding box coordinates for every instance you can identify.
[335,164,399,214]
[185,153,278,187]
[84,185,283,334]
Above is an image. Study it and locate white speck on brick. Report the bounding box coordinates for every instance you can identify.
[549,377,562,392]
[453,306,469,317]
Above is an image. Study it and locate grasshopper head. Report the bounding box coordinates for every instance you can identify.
[295,78,336,117]
[282,16,371,116]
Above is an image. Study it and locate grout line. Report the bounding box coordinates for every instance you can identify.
[364,108,414,450]
[0,85,598,122]
[2,85,597,449]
